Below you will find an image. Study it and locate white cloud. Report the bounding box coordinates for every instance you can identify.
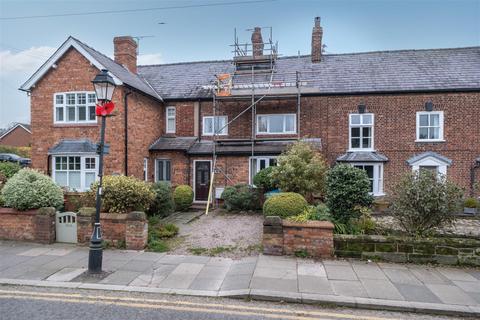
[137,53,163,65]
[0,46,56,74]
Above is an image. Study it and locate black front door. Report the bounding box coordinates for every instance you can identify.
[195,161,211,201]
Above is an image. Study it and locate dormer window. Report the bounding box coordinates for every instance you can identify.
[349,113,374,151]
[54,92,97,124]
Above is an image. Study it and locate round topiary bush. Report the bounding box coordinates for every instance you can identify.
[222,184,260,211]
[173,185,193,211]
[148,182,174,217]
[1,168,64,210]
[90,175,155,213]
[263,192,308,218]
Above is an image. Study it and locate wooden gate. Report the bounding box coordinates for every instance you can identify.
[55,211,77,243]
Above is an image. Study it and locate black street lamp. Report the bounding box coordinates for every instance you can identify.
[88,69,116,273]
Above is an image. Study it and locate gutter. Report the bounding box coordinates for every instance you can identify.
[471,158,480,196]
[124,90,132,175]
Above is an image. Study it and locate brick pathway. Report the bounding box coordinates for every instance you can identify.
[1,241,479,316]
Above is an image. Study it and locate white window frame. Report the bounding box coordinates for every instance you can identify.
[166,106,176,133]
[51,154,98,191]
[143,158,148,181]
[202,116,228,136]
[350,163,384,196]
[349,113,374,151]
[256,114,297,135]
[410,156,448,176]
[154,159,172,183]
[249,156,278,185]
[53,91,97,124]
[416,111,444,142]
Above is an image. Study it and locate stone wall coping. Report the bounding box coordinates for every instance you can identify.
[126,211,147,221]
[100,212,128,220]
[0,207,39,216]
[283,220,334,229]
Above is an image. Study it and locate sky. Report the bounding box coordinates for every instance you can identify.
[0,0,479,128]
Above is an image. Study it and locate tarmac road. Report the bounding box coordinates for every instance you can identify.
[0,285,464,320]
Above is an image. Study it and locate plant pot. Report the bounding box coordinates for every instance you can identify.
[463,207,477,215]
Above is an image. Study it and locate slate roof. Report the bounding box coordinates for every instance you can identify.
[149,137,197,151]
[48,139,98,154]
[336,151,389,162]
[138,47,480,100]
[72,37,162,101]
[187,140,296,155]
[406,151,452,165]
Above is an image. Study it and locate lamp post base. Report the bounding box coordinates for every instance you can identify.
[88,222,103,273]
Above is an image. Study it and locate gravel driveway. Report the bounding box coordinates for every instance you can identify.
[166,209,263,259]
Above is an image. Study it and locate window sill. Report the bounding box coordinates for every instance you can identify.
[347,149,375,152]
[53,123,98,127]
[415,139,445,143]
[202,133,228,136]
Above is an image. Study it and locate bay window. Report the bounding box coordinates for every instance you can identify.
[203,116,228,136]
[52,155,98,191]
[257,114,296,134]
[54,92,97,124]
[250,156,277,184]
[352,163,384,196]
[349,113,374,150]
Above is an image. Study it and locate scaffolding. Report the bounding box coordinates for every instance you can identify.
[205,28,312,214]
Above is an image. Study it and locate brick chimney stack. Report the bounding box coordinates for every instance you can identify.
[311,17,323,63]
[114,36,137,73]
[251,27,264,57]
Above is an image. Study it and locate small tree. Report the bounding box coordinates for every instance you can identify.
[391,170,462,236]
[325,164,373,223]
[271,141,328,201]
[253,167,277,192]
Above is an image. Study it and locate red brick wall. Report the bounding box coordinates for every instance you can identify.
[29,47,162,180]
[149,151,190,186]
[0,126,31,147]
[0,208,55,244]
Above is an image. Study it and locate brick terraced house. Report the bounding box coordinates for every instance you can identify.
[20,18,480,201]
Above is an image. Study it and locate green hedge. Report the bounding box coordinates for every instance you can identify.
[222,184,260,211]
[173,185,193,211]
[263,192,308,218]
[0,162,21,179]
[148,182,174,217]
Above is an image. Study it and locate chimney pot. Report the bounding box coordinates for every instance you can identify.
[114,36,137,73]
[311,17,323,63]
[251,27,264,57]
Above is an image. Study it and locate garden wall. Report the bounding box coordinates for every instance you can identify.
[77,209,148,250]
[334,234,480,266]
[263,216,334,258]
[0,207,56,244]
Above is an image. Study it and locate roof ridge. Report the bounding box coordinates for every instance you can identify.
[138,46,480,67]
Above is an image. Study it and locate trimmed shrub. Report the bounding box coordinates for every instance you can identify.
[222,184,260,211]
[271,141,328,201]
[253,167,277,192]
[0,162,21,179]
[326,164,373,223]
[90,175,155,213]
[263,192,308,218]
[1,168,64,210]
[173,185,193,211]
[148,182,174,217]
[464,197,479,208]
[391,170,462,236]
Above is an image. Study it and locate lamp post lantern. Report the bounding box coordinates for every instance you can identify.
[88,69,116,273]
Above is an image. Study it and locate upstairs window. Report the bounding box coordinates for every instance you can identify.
[257,114,296,134]
[54,92,97,124]
[349,114,374,150]
[203,116,228,136]
[416,111,444,141]
[166,106,176,133]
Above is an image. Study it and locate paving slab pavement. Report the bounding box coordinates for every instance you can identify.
[0,241,479,318]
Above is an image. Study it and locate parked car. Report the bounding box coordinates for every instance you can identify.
[0,153,31,167]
